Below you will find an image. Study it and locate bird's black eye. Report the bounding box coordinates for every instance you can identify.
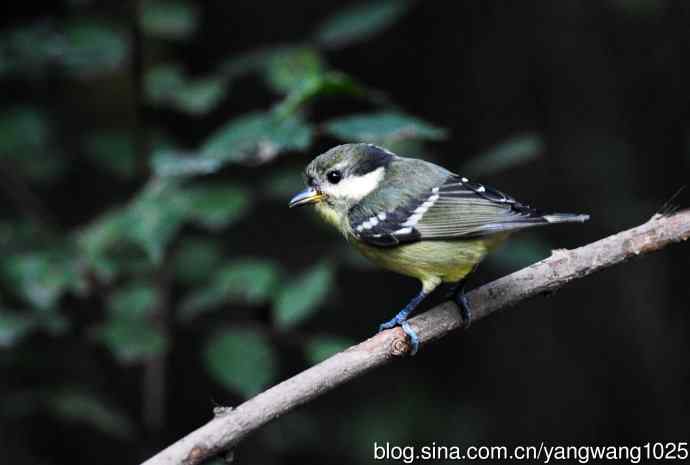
[327,170,342,184]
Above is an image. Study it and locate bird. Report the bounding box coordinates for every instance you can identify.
[289,143,589,355]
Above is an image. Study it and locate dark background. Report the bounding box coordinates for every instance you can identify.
[1,1,689,464]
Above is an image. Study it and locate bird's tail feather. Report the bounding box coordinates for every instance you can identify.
[468,211,590,236]
[541,212,591,224]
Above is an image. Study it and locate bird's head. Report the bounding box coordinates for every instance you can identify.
[289,144,395,215]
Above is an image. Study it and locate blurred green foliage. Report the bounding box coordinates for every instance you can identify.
[139,0,199,40]
[315,0,413,48]
[0,1,555,461]
[273,261,334,330]
[179,258,282,320]
[2,388,134,439]
[325,112,448,149]
[304,334,354,364]
[47,390,135,439]
[145,64,226,115]
[204,327,278,396]
[0,309,34,348]
[0,19,128,78]
[201,111,313,164]
[0,107,64,182]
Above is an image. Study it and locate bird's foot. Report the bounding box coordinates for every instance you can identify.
[400,321,419,355]
[453,287,472,329]
[378,314,403,332]
[377,291,428,356]
[378,314,420,355]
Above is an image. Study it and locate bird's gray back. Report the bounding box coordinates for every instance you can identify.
[361,156,451,212]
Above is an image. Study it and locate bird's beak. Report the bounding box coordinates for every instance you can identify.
[289,187,324,208]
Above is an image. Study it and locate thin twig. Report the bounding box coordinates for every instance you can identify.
[129,0,167,436]
[142,210,690,465]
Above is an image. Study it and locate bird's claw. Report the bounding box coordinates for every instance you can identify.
[400,321,419,355]
[378,316,402,332]
[377,291,427,355]
[454,289,472,329]
[377,316,420,355]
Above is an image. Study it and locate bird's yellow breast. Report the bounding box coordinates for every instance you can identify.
[313,201,508,286]
[351,233,509,284]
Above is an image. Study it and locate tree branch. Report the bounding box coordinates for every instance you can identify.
[142,210,690,465]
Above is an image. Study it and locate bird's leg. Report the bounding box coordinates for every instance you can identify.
[378,291,427,331]
[377,290,428,355]
[450,280,472,328]
[449,265,479,328]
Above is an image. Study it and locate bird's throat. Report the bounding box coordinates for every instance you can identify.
[314,202,349,236]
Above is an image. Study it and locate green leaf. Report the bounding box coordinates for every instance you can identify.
[461,133,545,177]
[172,77,226,115]
[179,259,282,320]
[221,45,327,94]
[182,184,252,230]
[79,180,246,267]
[204,328,277,396]
[96,317,168,364]
[48,390,134,439]
[145,65,226,115]
[214,260,282,304]
[273,262,333,330]
[178,289,226,321]
[0,20,128,78]
[304,335,353,364]
[145,64,186,101]
[139,0,200,40]
[77,209,132,279]
[108,284,157,320]
[273,71,367,118]
[172,238,222,285]
[60,20,129,76]
[83,131,137,179]
[264,46,325,94]
[126,180,189,263]
[201,111,313,165]
[324,112,447,145]
[151,150,222,177]
[80,181,185,265]
[0,310,35,348]
[3,250,83,311]
[315,0,412,49]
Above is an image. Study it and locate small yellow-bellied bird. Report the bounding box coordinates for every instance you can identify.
[289,143,589,354]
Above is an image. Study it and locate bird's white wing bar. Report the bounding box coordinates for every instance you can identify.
[438,175,516,204]
[349,174,549,247]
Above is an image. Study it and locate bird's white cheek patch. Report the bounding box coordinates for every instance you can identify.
[323,167,385,202]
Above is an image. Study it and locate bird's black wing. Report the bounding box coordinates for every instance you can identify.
[348,175,551,247]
